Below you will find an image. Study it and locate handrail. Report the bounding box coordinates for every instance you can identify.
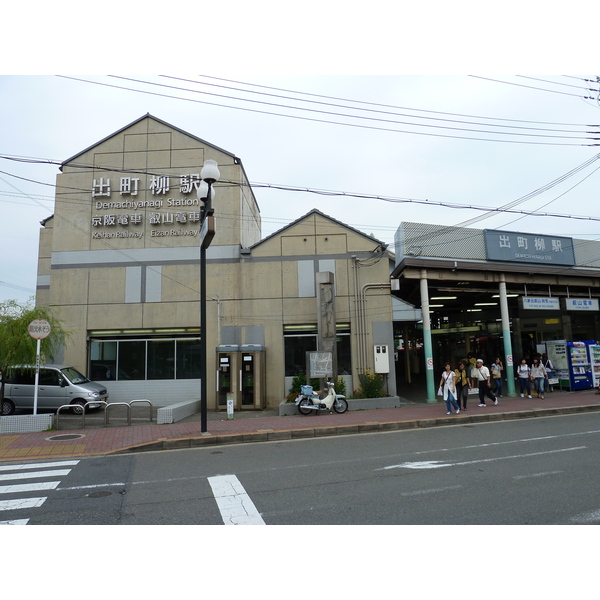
[130,399,153,422]
[104,402,131,427]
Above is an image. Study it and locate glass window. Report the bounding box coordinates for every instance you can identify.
[90,341,117,381]
[284,335,317,376]
[176,340,201,379]
[284,325,351,377]
[39,369,61,386]
[337,334,352,375]
[148,340,175,380]
[119,340,146,380]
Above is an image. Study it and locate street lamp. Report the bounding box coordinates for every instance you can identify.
[198,159,219,433]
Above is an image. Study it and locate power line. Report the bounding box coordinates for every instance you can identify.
[55,75,599,147]
[468,75,598,100]
[2,154,600,229]
[111,75,598,141]
[159,74,596,135]
[193,74,599,128]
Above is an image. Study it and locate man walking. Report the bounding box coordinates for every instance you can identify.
[474,358,499,407]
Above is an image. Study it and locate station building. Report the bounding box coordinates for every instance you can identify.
[391,221,600,399]
[36,114,403,409]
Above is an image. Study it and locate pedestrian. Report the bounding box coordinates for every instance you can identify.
[531,356,549,399]
[517,358,532,398]
[542,353,554,392]
[490,356,504,397]
[439,362,460,414]
[466,352,477,381]
[455,361,470,411]
[473,358,498,407]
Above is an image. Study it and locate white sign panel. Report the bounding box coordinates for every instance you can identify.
[563,298,599,311]
[521,297,560,311]
[28,319,51,339]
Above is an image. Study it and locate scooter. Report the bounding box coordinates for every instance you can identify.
[296,380,348,415]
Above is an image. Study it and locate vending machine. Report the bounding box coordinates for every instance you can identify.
[588,343,600,389]
[547,341,594,390]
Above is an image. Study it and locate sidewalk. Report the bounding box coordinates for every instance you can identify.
[2,388,600,462]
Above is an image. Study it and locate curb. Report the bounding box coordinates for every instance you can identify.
[107,403,600,456]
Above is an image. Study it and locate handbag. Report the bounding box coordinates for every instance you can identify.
[492,370,501,379]
[437,386,443,396]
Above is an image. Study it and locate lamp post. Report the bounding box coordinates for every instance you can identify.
[198,159,219,433]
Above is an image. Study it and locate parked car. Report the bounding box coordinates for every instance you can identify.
[1,365,109,415]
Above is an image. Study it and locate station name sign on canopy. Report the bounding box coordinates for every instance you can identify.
[484,229,575,266]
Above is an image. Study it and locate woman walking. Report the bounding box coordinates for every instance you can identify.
[455,361,470,411]
[517,358,532,398]
[531,356,549,399]
[490,357,504,397]
[440,362,460,415]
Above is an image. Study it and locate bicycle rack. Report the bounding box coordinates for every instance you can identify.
[55,400,153,429]
[130,399,153,422]
[104,402,131,427]
[56,401,102,430]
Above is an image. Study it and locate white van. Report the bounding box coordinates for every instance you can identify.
[1,365,109,415]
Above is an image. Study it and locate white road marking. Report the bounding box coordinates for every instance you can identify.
[0,460,78,524]
[400,485,463,496]
[0,519,29,525]
[0,460,79,472]
[512,470,564,480]
[0,497,46,511]
[208,474,266,525]
[0,481,60,494]
[569,509,600,524]
[57,482,126,491]
[0,469,72,481]
[378,446,586,470]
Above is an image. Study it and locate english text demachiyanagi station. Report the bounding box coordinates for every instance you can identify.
[35,114,600,409]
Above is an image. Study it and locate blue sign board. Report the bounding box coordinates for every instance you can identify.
[484,229,575,266]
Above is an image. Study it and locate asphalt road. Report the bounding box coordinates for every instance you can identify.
[3,412,600,525]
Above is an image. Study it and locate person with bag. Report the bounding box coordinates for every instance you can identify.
[439,362,460,415]
[473,358,499,407]
[517,358,532,398]
[531,356,549,399]
[490,356,504,397]
[542,353,554,392]
[454,361,470,411]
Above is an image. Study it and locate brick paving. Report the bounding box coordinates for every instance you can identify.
[1,388,600,461]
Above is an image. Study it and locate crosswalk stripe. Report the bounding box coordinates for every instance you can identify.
[0,460,79,472]
[0,519,29,525]
[0,481,61,495]
[0,497,46,511]
[0,469,71,482]
[208,474,266,525]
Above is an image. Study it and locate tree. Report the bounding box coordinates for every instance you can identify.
[0,299,69,413]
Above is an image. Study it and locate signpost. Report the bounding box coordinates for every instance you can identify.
[28,319,51,415]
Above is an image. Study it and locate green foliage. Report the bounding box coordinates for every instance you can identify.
[355,369,384,398]
[286,372,319,402]
[334,378,346,397]
[0,299,70,400]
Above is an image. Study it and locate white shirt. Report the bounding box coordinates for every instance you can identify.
[475,365,490,381]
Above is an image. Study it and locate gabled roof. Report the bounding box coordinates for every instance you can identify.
[60,113,238,170]
[250,208,387,249]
